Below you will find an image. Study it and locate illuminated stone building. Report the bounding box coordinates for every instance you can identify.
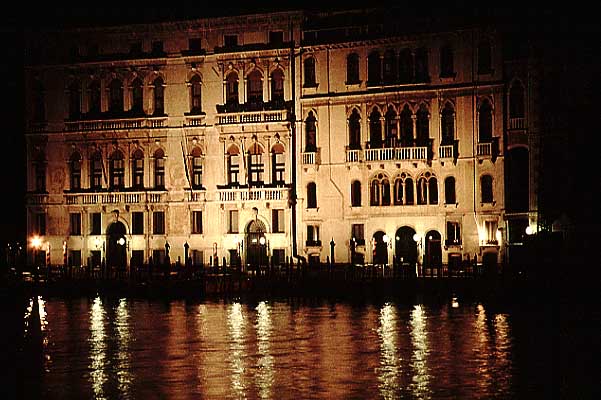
[23,8,538,272]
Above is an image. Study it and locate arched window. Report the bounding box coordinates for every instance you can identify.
[189,75,202,114]
[351,180,361,207]
[89,151,103,190]
[429,176,438,204]
[346,53,360,84]
[247,69,263,105]
[305,111,317,152]
[33,151,46,192]
[405,177,414,205]
[440,44,454,77]
[398,48,413,83]
[400,105,413,146]
[226,71,239,104]
[415,47,429,82]
[109,150,125,190]
[444,176,456,204]
[416,172,437,205]
[152,77,164,115]
[69,152,81,190]
[369,108,382,148]
[478,99,493,142]
[89,80,101,115]
[270,69,284,103]
[416,104,430,146]
[383,50,396,84]
[385,106,397,147]
[367,51,381,85]
[154,148,165,189]
[131,78,143,114]
[109,79,123,113]
[131,149,144,189]
[509,81,525,119]
[481,174,494,203]
[394,172,416,205]
[191,147,203,189]
[441,102,455,145]
[32,80,45,122]
[68,81,80,120]
[307,182,317,209]
[348,109,361,150]
[226,145,240,186]
[248,143,264,186]
[304,57,316,87]
[478,40,492,74]
[370,173,390,206]
[271,143,285,186]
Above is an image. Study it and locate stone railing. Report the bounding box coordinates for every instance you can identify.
[218,187,289,202]
[64,116,168,132]
[64,191,168,205]
[216,109,287,125]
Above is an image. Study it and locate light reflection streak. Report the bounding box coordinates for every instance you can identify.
[410,305,431,399]
[255,301,274,399]
[115,298,132,397]
[493,314,512,395]
[377,303,401,400]
[89,296,107,400]
[473,303,492,394]
[227,302,247,397]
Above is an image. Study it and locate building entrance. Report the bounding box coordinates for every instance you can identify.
[245,219,267,268]
[106,221,127,270]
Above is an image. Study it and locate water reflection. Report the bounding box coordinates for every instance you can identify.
[255,301,274,399]
[115,299,132,397]
[377,303,401,399]
[228,302,248,397]
[410,304,431,399]
[89,296,107,399]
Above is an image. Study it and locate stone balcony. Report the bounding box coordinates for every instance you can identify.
[64,190,168,205]
[64,116,168,132]
[218,187,289,202]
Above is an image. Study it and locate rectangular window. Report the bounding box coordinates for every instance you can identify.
[189,38,202,52]
[90,213,101,235]
[192,158,203,188]
[272,153,285,185]
[34,212,46,236]
[272,209,285,233]
[155,158,165,188]
[351,224,365,245]
[35,163,46,192]
[69,250,82,267]
[485,220,498,244]
[110,158,125,189]
[224,34,238,47]
[132,158,144,188]
[132,212,144,235]
[152,249,166,265]
[272,249,285,266]
[228,210,238,233]
[70,213,81,236]
[192,211,203,234]
[228,154,240,185]
[192,250,204,266]
[153,211,165,235]
[90,250,101,268]
[445,221,461,245]
[70,162,81,190]
[131,250,144,267]
[306,225,320,246]
[151,41,163,54]
[269,31,284,44]
[249,154,264,185]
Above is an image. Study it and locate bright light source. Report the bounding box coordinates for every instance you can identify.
[413,233,421,243]
[259,237,266,245]
[383,234,390,243]
[31,236,42,249]
[117,237,126,246]
[525,226,535,235]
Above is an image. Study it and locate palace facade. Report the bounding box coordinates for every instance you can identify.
[23,8,539,272]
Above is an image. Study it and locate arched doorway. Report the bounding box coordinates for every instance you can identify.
[424,230,442,272]
[395,226,417,267]
[246,219,267,268]
[372,231,388,265]
[106,221,127,271]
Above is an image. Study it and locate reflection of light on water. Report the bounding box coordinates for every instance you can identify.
[410,305,431,399]
[377,303,401,400]
[115,298,132,397]
[452,297,459,308]
[89,297,107,400]
[492,314,512,396]
[256,301,274,399]
[228,302,247,397]
[474,303,492,393]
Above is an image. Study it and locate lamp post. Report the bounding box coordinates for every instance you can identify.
[413,233,422,277]
[30,235,42,282]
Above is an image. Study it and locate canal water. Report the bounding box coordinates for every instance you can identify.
[16,294,553,399]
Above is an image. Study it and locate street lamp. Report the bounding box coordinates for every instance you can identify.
[413,233,422,277]
[30,235,42,281]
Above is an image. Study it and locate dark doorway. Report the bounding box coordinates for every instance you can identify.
[106,221,127,270]
[395,226,417,266]
[245,219,267,267]
[425,230,442,269]
[372,231,388,265]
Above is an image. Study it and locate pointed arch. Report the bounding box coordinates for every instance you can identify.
[478,97,493,142]
[441,101,455,145]
[305,110,317,152]
[225,69,239,105]
[189,73,203,114]
[348,107,362,150]
[369,107,383,148]
[69,151,82,190]
[270,67,285,103]
[131,148,145,189]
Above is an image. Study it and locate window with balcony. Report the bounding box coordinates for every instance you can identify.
[132,212,144,235]
[306,225,320,246]
[151,40,164,55]
[131,149,144,189]
[192,211,203,234]
[109,150,125,190]
[509,81,525,119]
[416,104,430,146]
[394,173,414,205]
[303,57,316,87]
[272,209,284,233]
[68,81,80,119]
[484,220,498,244]
[385,106,398,147]
[383,49,396,84]
[439,44,455,78]
[248,143,264,186]
[400,105,413,147]
[189,38,202,53]
[109,79,123,113]
[69,152,81,191]
[478,40,492,74]
[441,102,455,145]
[70,213,81,236]
[417,172,438,205]
[270,69,284,104]
[269,31,284,45]
[131,77,143,114]
[351,180,361,207]
[271,144,285,186]
[369,108,382,148]
[153,211,165,235]
[247,69,263,105]
[370,173,390,206]
[348,108,361,150]
[226,145,240,186]
[224,34,238,47]
[367,51,381,85]
[32,152,46,193]
[446,221,461,245]
[398,48,413,83]
[190,147,203,189]
[444,176,456,204]
[228,210,238,233]
[189,75,202,114]
[90,213,101,235]
[89,80,101,115]
[305,111,317,152]
[154,149,165,189]
[153,77,165,116]
[226,71,239,105]
[307,182,317,209]
[480,174,494,203]
[90,151,103,190]
[478,99,493,142]
[346,53,360,84]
